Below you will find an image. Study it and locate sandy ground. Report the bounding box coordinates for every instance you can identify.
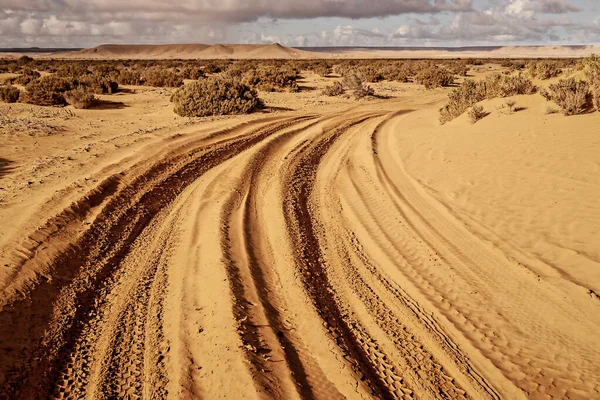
[0,69,599,400]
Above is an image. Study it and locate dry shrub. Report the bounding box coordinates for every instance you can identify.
[582,55,600,112]
[80,74,119,94]
[241,66,299,92]
[310,62,332,77]
[528,60,563,80]
[543,78,589,116]
[117,70,144,85]
[64,87,98,109]
[504,99,517,113]
[143,68,183,87]
[171,77,263,117]
[0,86,21,103]
[342,71,375,99]
[439,73,535,124]
[179,66,205,80]
[322,82,344,96]
[414,66,454,89]
[7,68,41,85]
[23,76,73,106]
[468,105,486,124]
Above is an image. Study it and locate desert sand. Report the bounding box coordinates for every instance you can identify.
[1,62,599,400]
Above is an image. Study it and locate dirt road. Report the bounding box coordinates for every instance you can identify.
[1,101,599,399]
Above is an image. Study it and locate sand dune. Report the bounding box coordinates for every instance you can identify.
[58,43,320,59]
[42,43,600,59]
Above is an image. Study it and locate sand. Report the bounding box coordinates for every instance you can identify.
[0,69,599,399]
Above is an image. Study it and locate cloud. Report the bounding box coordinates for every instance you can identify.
[0,0,596,48]
[505,0,579,16]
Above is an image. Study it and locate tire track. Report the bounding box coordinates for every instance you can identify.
[0,115,314,400]
[282,113,403,399]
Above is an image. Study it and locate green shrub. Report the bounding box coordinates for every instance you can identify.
[543,78,590,116]
[171,77,263,117]
[0,86,20,103]
[23,76,73,106]
[64,87,98,109]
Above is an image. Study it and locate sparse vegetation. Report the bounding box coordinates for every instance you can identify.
[0,86,21,103]
[241,66,300,92]
[414,66,454,89]
[528,60,563,80]
[505,99,517,113]
[171,77,263,117]
[142,68,183,87]
[342,71,375,99]
[23,76,73,106]
[322,82,345,96]
[64,87,98,109]
[541,78,589,116]
[439,73,535,124]
[468,105,486,124]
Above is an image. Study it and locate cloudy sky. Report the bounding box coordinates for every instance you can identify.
[1,0,599,48]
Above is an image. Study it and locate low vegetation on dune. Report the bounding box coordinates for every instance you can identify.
[540,79,590,116]
[439,73,536,124]
[171,76,263,117]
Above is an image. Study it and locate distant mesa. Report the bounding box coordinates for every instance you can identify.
[6,43,600,60]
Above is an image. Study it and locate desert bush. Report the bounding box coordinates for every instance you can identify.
[543,78,590,116]
[439,73,535,123]
[322,82,344,96]
[414,66,454,89]
[64,87,98,109]
[592,85,600,112]
[203,62,224,74]
[171,77,263,117]
[80,73,119,94]
[7,68,41,85]
[353,85,375,99]
[117,70,144,85]
[468,105,486,124]
[142,68,183,87]
[581,55,600,111]
[310,62,332,77]
[341,71,375,99]
[241,66,299,92]
[179,66,205,80]
[0,86,20,103]
[23,76,73,106]
[505,99,517,113]
[528,60,563,80]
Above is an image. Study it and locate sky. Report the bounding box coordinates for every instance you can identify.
[1,0,599,48]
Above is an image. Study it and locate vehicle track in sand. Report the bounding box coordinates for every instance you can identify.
[0,104,599,399]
